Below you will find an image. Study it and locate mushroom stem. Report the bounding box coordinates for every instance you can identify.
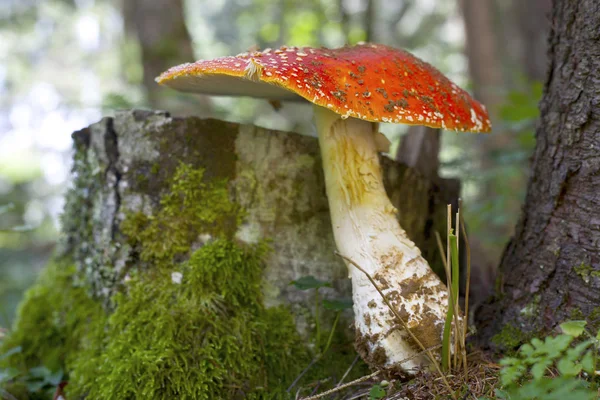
[314,106,452,373]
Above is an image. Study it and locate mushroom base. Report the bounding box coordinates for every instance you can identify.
[314,106,453,373]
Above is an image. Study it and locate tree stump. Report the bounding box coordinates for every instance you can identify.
[3,109,461,398]
[62,109,457,313]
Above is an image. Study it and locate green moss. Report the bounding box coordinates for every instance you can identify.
[1,262,105,372]
[588,307,600,332]
[69,240,310,399]
[121,163,242,263]
[0,261,106,398]
[573,263,599,284]
[569,306,600,332]
[519,294,540,318]
[2,162,317,399]
[491,323,532,351]
[150,162,161,175]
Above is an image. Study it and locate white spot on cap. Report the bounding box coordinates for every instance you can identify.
[470,108,484,130]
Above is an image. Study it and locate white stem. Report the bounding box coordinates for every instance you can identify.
[314,106,450,373]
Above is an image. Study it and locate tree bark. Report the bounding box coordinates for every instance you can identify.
[477,0,600,344]
[62,110,460,328]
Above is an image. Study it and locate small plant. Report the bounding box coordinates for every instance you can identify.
[0,346,64,399]
[290,276,333,352]
[287,276,353,392]
[368,382,386,399]
[495,320,599,399]
[436,203,469,374]
[442,227,461,371]
[289,276,353,354]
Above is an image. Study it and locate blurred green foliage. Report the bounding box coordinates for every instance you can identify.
[444,81,543,256]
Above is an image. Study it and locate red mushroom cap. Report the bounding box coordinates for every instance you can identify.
[157,43,491,132]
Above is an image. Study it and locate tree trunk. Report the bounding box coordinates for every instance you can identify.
[364,0,376,42]
[460,0,504,115]
[512,0,552,82]
[62,109,458,321]
[396,125,441,181]
[477,0,600,345]
[122,0,211,115]
[459,0,512,264]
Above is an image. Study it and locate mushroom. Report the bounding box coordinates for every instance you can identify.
[156,43,491,373]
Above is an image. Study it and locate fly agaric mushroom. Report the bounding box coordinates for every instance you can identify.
[156,43,491,374]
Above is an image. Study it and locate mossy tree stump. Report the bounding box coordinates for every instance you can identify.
[3,110,460,398]
[64,110,456,305]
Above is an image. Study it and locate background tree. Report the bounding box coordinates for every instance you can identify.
[122,0,212,116]
[457,0,551,265]
[478,0,600,343]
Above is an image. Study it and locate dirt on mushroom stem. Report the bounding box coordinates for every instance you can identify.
[314,106,452,374]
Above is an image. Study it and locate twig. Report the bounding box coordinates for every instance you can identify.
[335,252,456,400]
[435,231,448,270]
[437,229,452,370]
[454,207,460,369]
[448,230,462,370]
[446,204,451,297]
[288,358,319,392]
[322,312,340,355]
[336,354,360,387]
[330,343,445,400]
[299,370,381,400]
[288,307,342,393]
[459,200,472,378]
[446,204,453,369]
[458,200,471,331]
[315,289,321,351]
[0,389,19,400]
